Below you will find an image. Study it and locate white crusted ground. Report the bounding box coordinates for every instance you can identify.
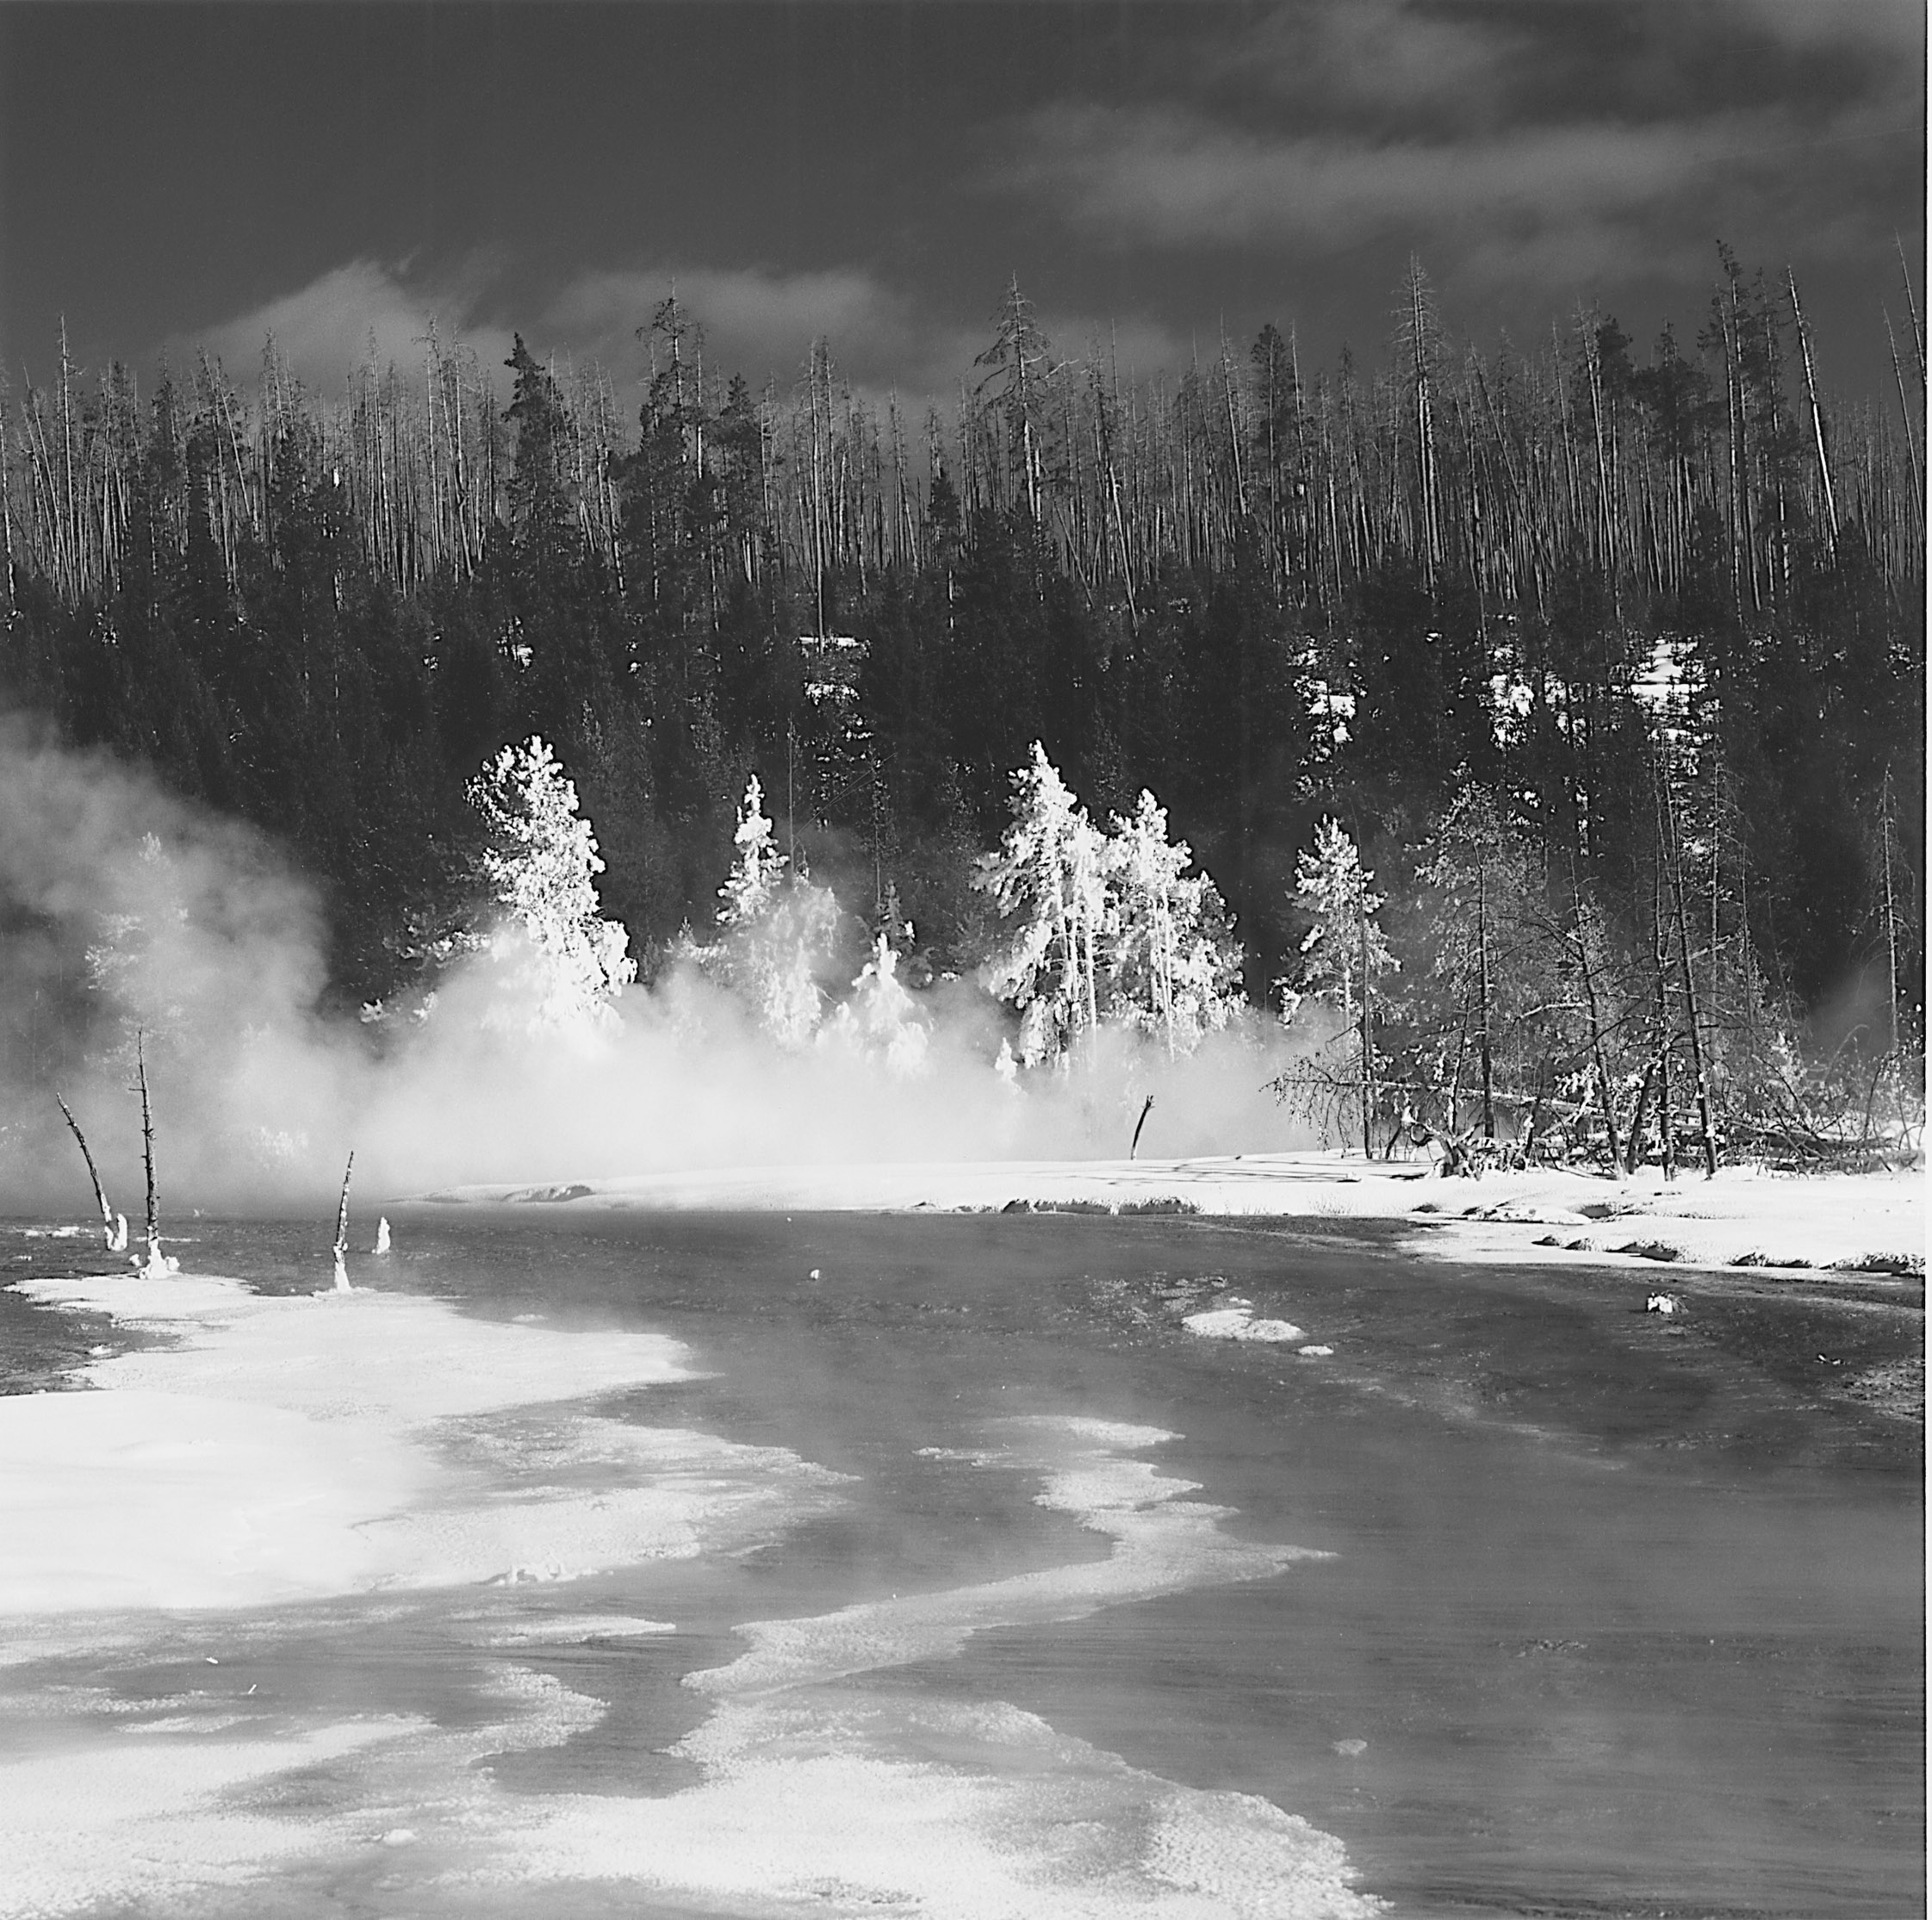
[431,1152,1925,1277]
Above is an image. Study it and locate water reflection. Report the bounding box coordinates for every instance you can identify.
[0,1209,1920,1917]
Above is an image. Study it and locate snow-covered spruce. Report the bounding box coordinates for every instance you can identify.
[823,929,930,1077]
[700,775,842,1049]
[976,745,1110,1067]
[976,744,1242,1067]
[1286,817,1397,1023]
[1105,789,1244,1057]
[467,736,636,1039]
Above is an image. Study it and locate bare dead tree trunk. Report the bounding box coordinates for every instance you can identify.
[1448,981,1470,1136]
[1477,858,1494,1140]
[137,1033,161,1272]
[1625,1057,1656,1176]
[1881,765,1900,1064]
[332,1149,355,1292]
[1569,895,1624,1177]
[1787,270,1839,554]
[1885,308,1924,525]
[55,1093,115,1247]
[1900,234,1926,388]
[1358,885,1375,1159]
[1652,843,1676,1184]
[1659,747,1718,1177]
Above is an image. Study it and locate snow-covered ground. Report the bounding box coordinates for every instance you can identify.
[430,1151,1926,1279]
[0,1254,1379,1918]
[0,1271,839,1625]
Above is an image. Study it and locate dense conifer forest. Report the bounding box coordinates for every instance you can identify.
[2,252,1923,1155]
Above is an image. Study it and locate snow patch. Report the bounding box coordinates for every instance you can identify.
[478,1614,677,1646]
[0,1271,840,1626]
[444,1687,1384,1918]
[1183,1306,1306,1344]
[688,1417,1324,1699]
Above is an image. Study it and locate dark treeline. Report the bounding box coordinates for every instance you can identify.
[0,252,1923,1086]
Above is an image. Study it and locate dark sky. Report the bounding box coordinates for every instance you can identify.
[1,1,1923,410]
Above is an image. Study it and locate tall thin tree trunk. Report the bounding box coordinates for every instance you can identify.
[1652,839,1675,1183]
[1885,309,1924,524]
[332,1149,355,1292]
[1787,270,1839,553]
[1881,766,1900,1062]
[1358,887,1375,1159]
[1570,903,1623,1177]
[1477,860,1494,1139]
[1661,749,1718,1177]
[55,1093,115,1247]
[138,1032,162,1272]
[1625,1058,1656,1176]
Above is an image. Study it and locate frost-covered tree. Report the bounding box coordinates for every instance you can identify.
[1106,791,1244,1055]
[825,929,930,1077]
[1413,786,1543,1140]
[716,774,787,934]
[974,743,1109,1066]
[468,736,636,1036]
[978,749,1249,1066]
[1289,817,1398,1155]
[706,774,842,1048]
[1290,818,1396,1017]
[84,833,191,1068]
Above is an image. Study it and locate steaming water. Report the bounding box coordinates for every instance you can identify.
[0,1210,1921,1917]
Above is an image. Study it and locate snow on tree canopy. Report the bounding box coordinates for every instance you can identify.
[717,774,787,932]
[1289,818,1397,1022]
[1107,790,1244,1055]
[825,929,930,1077]
[976,743,1109,1066]
[467,736,636,1036]
[977,745,1242,1066]
[703,774,841,1049]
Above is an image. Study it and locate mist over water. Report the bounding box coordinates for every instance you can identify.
[0,715,1316,1215]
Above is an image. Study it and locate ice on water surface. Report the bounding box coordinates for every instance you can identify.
[0,1247,1375,1920]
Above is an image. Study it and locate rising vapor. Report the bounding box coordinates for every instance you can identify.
[0,714,1316,1216]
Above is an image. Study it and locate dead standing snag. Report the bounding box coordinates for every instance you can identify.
[55,1092,120,1250]
[135,1033,168,1277]
[332,1150,354,1292]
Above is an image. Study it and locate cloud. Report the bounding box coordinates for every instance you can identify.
[1028,310,1194,384]
[1724,0,1923,56]
[985,0,1917,314]
[175,258,945,407]
[544,264,927,393]
[161,256,1195,424]
[1015,103,1726,242]
[1223,0,1919,128]
[1231,0,1519,128]
[537,265,1188,409]
[1004,87,1910,291]
[173,258,514,397]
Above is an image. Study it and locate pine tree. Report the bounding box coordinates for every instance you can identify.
[468,736,635,1035]
[707,774,842,1047]
[717,774,786,932]
[504,336,578,578]
[1289,817,1398,1153]
[1106,790,1243,1054]
[972,279,1053,526]
[975,743,1108,1066]
[1291,819,1395,1010]
[1415,786,1528,1139]
[827,929,930,1077]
